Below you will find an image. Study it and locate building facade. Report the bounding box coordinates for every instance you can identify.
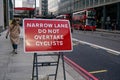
[57,0,120,30]
[0,0,13,32]
[73,0,120,30]
[39,0,48,17]
[0,0,4,32]
[48,0,59,15]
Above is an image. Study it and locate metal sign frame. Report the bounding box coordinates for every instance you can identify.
[32,52,66,80]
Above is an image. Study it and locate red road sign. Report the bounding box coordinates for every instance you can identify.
[23,19,73,53]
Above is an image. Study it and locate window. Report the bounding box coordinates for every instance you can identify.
[99,0,104,4]
[90,0,93,6]
[86,18,96,26]
[93,0,98,5]
[105,0,111,3]
[86,0,90,7]
[81,0,85,8]
[74,1,79,10]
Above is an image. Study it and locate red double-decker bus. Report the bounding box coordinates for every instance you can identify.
[72,8,96,31]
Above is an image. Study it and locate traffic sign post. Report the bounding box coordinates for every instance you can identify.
[23,19,72,80]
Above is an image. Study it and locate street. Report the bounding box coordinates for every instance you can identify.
[65,30,120,80]
[72,30,120,52]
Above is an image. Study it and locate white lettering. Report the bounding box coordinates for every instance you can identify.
[38,29,47,33]
[35,41,63,46]
[26,23,53,28]
[54,24,68,28]
[34,35,64,40]
[48,29,59,34]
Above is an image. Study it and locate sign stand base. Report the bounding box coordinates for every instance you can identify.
[32,52,66,80]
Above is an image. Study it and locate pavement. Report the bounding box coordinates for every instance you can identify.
[96,29,120,34]
[0,29,86,80]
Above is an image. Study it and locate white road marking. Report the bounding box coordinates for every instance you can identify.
[72,41,80,46]
[72,38,120,55]
[107,51,120,55]
[90,45,100,49]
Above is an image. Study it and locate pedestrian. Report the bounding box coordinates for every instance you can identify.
[6,19,20,54]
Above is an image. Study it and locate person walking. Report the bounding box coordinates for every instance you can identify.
[6,19,20,54]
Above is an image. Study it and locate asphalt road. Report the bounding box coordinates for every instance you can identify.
[65,30,120,80]
[72,30,120,52]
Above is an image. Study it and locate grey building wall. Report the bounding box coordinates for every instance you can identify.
[0,0,4,32]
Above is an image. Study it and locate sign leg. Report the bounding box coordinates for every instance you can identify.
[35,53,39,80]
[60,52,66,80]
[32,53,35,80]
[32,53,38,80]
[54,54,60,80]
